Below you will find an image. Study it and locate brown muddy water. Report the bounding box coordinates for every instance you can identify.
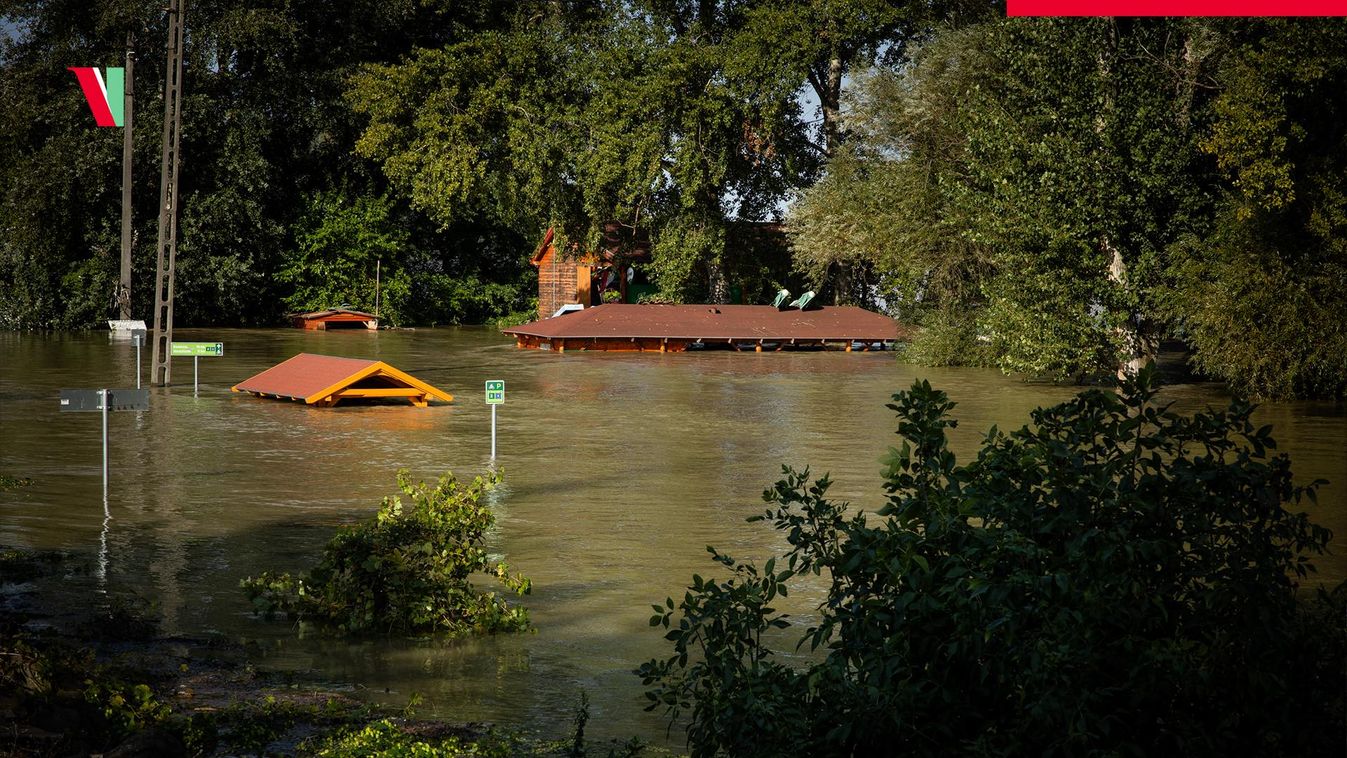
[1,327,1343,745]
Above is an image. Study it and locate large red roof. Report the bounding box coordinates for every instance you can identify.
[501,304,904,342]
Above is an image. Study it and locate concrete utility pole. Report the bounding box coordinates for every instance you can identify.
[117,33,135,320]
[150,0,186,386]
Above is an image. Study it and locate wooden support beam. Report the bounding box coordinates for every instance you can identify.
[334,387,425,399]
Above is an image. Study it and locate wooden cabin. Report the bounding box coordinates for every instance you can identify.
[291,309,379,330]
[532,224,652,319]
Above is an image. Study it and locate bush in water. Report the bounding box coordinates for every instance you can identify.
[242,470,530,635]
[639,367,1345,756]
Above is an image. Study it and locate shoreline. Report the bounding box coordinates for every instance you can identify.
[0,545,653,757]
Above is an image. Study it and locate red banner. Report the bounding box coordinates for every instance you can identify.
[1008,0,1347,14]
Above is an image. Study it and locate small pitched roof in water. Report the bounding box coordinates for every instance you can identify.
[502,304,904,343]
[290,308,379,330]
[231,353,452,407]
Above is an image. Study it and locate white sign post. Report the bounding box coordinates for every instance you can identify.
[485,380,505,460]
[59,386,148,582]
[59,388,150,500]
[132,330,145,389]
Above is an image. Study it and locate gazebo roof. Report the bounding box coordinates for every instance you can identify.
[231,353,452,407]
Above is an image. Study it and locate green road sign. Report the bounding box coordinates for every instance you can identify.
[485,380,505,405]
[171,342,223,357]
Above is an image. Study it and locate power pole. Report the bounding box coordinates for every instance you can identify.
[150,0,186,386]
[117,33,135,320]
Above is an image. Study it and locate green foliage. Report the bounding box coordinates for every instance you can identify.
[0,474,34,491]
[242,469,530,635]
[492,305,540,329]
[900,308,992,368]
[82,679,172,737]
[0,626,171,753]
[1160,21,1347,398]
[306,719,515,757]
[279,189,406,318]
[640,368,1342,756]
[790,19,1347,397]
[0,0,540,328]
[347,1,917,306]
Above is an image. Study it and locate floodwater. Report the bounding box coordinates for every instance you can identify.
[1,327,1344,744]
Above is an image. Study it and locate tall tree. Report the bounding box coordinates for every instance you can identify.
[791,19,1222,382]
[347,1,914,305]
[789,17,1347,397]
[0,0,534,328]
[1160,20,1347,398]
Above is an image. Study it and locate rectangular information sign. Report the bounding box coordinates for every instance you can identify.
[60,388,149,412]
[485,380,505,405]
[171,342,223,357]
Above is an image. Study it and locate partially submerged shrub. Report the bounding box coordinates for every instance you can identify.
[305,719,515,758]
[242,470,530,635]
[640,367,1342,756]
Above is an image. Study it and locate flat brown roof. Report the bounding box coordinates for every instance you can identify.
[501,304,904,342]
[293,309,376,321]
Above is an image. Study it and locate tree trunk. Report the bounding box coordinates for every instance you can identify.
[1107,244,1156,378]
[810,53,845,158]
[707,260,731,304]
[833,261,850,305]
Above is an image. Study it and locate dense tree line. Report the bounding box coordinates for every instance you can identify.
[0,0,920,329]
[789,18,1347,398]
[2,4,1343,397]
[0,0,541,329]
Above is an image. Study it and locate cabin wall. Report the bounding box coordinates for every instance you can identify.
[536,244,580,319]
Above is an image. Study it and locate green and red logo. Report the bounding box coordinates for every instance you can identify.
[68,67,125,127]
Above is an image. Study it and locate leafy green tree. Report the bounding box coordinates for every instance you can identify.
[277,189,404,318]
[0,0,536,328]
[790,18,1347,398]
[242,470,531,636]
[1159,21,1347,398]
[791,19,1219,379]
[0,0,149,329]
[641,370,1343,756]
[347,1,916,305]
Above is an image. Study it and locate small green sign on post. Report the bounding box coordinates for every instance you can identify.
[171,342,223,396]
[485,380,504,460]
[485,380,505,405]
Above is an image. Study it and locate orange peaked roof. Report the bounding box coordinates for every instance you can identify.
[231,353,452,407]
